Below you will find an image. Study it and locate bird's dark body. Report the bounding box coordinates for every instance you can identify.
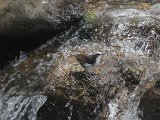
[76,53,102,68]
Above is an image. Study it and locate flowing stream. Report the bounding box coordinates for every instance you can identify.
[1,1,160,120]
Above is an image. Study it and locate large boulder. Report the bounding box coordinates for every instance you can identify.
[1,1,160,119]
[0,0,84,68]
[0,0,84,40]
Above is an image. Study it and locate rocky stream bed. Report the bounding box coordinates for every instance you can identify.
[0,0,160,120]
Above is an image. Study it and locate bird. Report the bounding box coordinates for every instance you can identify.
[76,53,103,68]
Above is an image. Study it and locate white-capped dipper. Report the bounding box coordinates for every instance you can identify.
[76,53,103,68]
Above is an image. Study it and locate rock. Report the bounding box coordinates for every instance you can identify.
[0,0,84,68]
[1,1,160,119]
[138,78,160,120]
[0,0,84,40]
[0,37,159,119]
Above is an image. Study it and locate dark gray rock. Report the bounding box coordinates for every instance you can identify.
[0,0,84,40]
[139,79,160,120]
[0,0,84,68]
[1,1,160,120]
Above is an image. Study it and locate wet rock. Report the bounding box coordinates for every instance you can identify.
[0,0,84,68]
[37,95,97,120]
[107,0,160,5]
[0,0,84,40]
[1,1,160,120]
[139,79,160,120]
[38,39,160,119]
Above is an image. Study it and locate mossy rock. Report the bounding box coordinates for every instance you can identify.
[84,11,96,23]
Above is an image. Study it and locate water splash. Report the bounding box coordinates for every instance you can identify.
[0,94,47,120]
[1,1,160,120]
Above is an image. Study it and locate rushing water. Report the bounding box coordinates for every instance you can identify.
[1,1,160,120]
